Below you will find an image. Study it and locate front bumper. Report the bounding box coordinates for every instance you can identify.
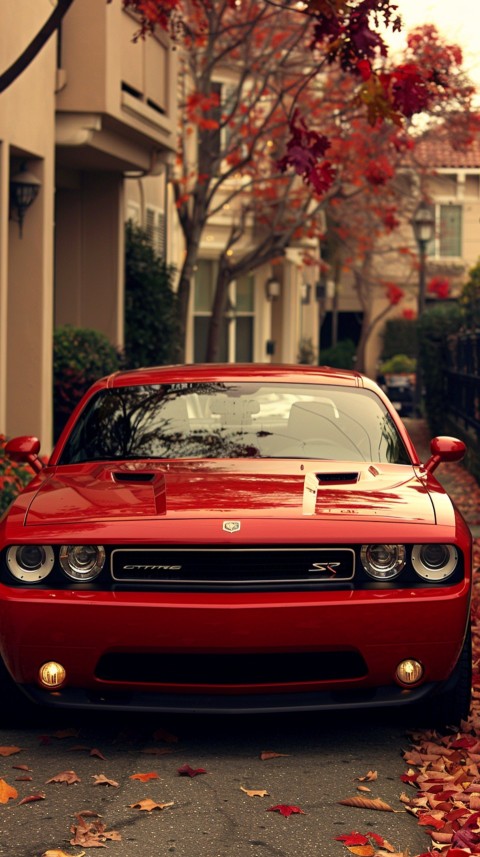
[0,581,471,713]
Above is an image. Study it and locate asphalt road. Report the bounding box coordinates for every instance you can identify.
[0,705,429,857]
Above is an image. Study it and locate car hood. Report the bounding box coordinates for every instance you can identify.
[22,460,439,525]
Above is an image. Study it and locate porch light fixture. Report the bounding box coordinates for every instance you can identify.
[10,165,42,237]
[265,277,281,301]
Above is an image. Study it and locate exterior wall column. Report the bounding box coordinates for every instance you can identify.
[0,143,9,435]
[6,157,54,446]
[55,172,124,347]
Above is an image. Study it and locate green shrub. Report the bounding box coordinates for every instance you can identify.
[380,354,416,374]
[319,339,356,369]
[124,221,178,369]
[297,337,317,365]
[381,319,418,360]
[53,326,120,441]
[0,435,32,515]
[459,259,480,328]
[417,303,463,434]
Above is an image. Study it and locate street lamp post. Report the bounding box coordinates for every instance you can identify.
[411,200,435,414]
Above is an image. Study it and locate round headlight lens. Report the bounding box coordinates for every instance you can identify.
[59,545,105,581]
[7,545,54,582]
[411,544,458,581]
[361,544,406,580]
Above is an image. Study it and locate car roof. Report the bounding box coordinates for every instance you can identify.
[98,364,369,391]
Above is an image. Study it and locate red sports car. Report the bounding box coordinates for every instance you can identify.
[0,364,472,726]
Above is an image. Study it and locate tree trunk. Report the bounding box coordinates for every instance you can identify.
[174,236,202,363]
[205,266,231,362]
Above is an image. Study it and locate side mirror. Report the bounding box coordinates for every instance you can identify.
[425,436,466,474]
[5,436,44,473]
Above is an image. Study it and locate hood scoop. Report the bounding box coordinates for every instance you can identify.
[113,471,156,483]
[302,469,362,515]
[316,472,359,485]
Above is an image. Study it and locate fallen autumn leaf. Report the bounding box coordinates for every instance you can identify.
[46,771,81,785]
[0,746,21,756]
[240,786,269,798]
[177,764,207,777]
[129,799,174,812]
[338,796,396,812]
[130,771,160,782]
[267,804,305,817]
[0,779,18,803]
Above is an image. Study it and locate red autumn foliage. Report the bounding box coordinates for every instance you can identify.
[428,276,450,299]
[267,804,305,818]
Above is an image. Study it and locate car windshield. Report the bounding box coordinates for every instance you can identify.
[58,381,411,464]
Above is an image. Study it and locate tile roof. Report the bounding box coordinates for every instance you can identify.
[413,135,480,169]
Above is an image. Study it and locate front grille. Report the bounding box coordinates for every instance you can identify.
[111,547,355,587]
[96,651,367,684]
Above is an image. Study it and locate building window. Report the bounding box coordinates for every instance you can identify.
[146,206,166,258]
[126,202,141,225]
[428,204,462,258]
[193,260,254,362]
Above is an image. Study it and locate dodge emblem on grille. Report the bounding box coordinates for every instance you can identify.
[223,521,241,533]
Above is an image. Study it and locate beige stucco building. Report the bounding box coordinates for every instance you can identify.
[1,1,321,452]
[5,4,476,449]
[1,0,177,448]
[360,139,480,377]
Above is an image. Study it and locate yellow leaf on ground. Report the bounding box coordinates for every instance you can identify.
[346,846,375,857]
[356,770,378,782]
[338,796,395,811]
[0,779,18,803]
[92,774,120,788]
[42,851,85,857]
[129,799,174,812]
[240,786,269,798]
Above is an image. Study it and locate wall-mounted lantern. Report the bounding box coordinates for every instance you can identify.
[265,277,281,301]
[10,165,42,237]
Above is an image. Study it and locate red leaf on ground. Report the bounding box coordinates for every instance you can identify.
[177,764,207,777]
[335,833,369,845]
[267,804,305,817]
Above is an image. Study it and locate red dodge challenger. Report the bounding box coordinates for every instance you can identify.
[0,364,472,727]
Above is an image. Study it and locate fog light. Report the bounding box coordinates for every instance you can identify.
[39,661,66,689]
[396,659,424,686]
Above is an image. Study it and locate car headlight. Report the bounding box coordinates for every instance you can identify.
[411,544,458,582]
[360,544,406,580]
[7,545,55,582]
[59,545,105,581]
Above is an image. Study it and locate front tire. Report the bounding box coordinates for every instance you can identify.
[417,628,472,731]
[0,657,38,728]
